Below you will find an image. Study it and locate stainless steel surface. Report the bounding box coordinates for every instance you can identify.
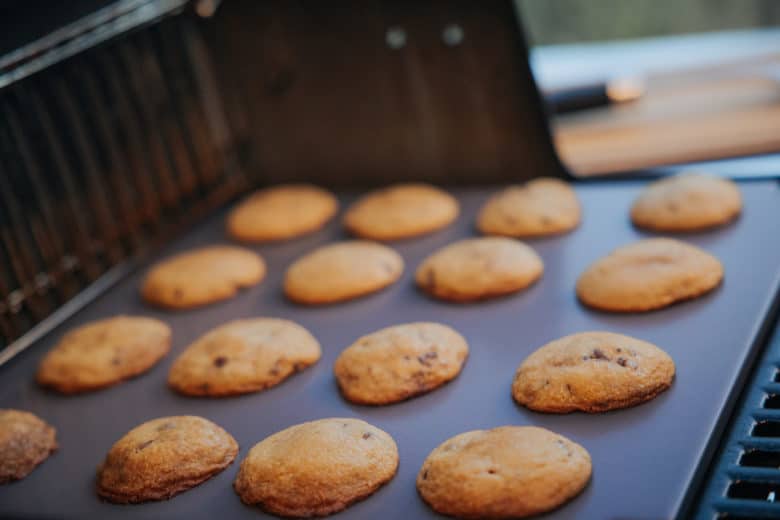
[1,182,779,519]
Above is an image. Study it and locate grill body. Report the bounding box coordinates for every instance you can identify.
[1,2,780,519]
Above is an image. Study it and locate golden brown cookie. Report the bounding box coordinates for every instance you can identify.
[417,426,591,519]
[631,173,742,232]
[477,178,581,238]
[168,318,321,397]
[97,416,237,503]
[234,418,398,517]
[343,183,459,240]
[37,316,171,394]
[416,237,543,302]
[284,241,404,304]
[334,322,469,405]
[142,246,265,309]
[0,410,57,484]
[512,332,675,413]
[576,237,723,312]
[227,184,339,242]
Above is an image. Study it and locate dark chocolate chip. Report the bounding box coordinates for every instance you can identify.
[362,432,372,440]
[422,470,428,480]
[591,348,608,360]
[488,468,497,474]
[417,351,438,366]
[213,356,228,368]
[617,357,628,367]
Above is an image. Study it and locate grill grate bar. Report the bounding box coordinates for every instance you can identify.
[29,88,104,282]
[54,76,126,265]
[136,34,199,196]
[2,99,77,303]
[728,465,780,483]
[0,115,51,322]
[96,48,163,227]
[79,59,144,251]
[118,41,182,208]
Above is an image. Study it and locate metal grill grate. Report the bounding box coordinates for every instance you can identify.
[693,297,780,519]
[0,7,247,361]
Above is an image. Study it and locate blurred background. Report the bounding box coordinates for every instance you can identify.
[518,0,780,44]
[515,0,780,176]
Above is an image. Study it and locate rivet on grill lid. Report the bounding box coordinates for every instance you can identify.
[442,24,465,46]
[386,27,407,50]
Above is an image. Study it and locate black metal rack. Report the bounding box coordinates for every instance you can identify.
[692,283,780,519]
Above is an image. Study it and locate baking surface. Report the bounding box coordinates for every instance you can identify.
[1,181,780,519]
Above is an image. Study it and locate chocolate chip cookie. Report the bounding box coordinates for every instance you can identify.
[234,418,398,517]
[334,322,469,405]
[576,237,723,312]
[416,237,543,302]
[168,318,321,397]
[343,183,459,240]
[0,410,57,484]
[97,416,238,503]
[37,316,171,394]
[512,331,675,413]
[142,246,265,309]
[417,426,591,518]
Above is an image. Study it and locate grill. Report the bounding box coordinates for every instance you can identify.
[1,2,780,519]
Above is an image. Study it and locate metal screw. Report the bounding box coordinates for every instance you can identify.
[386,27,407,50]
[442,24,464,46]
[195,0,222,18]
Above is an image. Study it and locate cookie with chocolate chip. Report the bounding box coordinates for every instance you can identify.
[37,316,171,394]
[284,241,404,304]
[512,331,675,413]
[415,237,543,302]
[227,184,339,242]
[477,178,581,238]
[343,183,459,240]
[334,322,469,405]
[576,238,723,312]
[0,409,57,484]
[168,318,321,397]
[234,418,398,517]
[97,415,238,503]
[142,246,265,309]
[631,173,741,232]
[417,426,591,518]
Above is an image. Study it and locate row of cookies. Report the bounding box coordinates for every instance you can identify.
[228,173,741,242]
[226,173,740,246]
[0,410,590,518]
[140,233,725,313]
[35,314,675,411]
[225,180,577,244]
